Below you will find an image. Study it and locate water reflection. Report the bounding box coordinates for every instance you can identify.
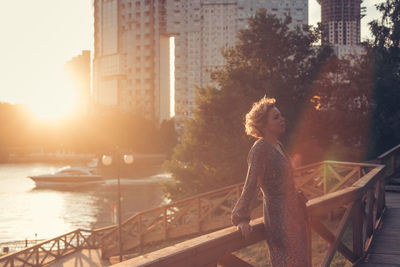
[0,164,167,243]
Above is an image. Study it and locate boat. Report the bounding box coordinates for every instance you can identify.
[29,166,103,186]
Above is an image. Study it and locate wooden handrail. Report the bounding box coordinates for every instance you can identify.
[109,217,266,267]
[377,143,400,177]
[2,141,399,267]
[0,229,98,267]
[377,144,400,159]
[115,162,388,267]
[99,161,380,258]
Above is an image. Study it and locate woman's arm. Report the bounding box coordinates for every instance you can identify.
[231,142,267,227]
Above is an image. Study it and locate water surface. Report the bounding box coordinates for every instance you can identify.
[0,163,168,244]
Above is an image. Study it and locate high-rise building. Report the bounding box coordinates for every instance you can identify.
[93,0,171,121]
[318,0,365,58]
[64,50,91,115]
[93,0,308,130]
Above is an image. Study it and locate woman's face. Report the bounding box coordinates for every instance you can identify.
[263,107,286,137]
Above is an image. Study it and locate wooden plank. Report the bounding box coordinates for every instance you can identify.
[385,185,400,192]
[386,194,400,209]
[363,253,400,265]
[352,166,386,190]
[307,187,358,218]
[110,218,265,267]
[358,263,400,267]
[377,144,400,159]
[368,240,400,255]
[324,161,382,169]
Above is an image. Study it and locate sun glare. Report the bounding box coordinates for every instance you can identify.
[27,72,78,121]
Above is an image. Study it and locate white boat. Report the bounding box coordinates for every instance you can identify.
[29,166,103,186]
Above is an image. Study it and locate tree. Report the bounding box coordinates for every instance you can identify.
[164,12,333,200]
[367,0,400,157]
[293,55,373,162]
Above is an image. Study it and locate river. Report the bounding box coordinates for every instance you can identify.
[0,163,169,247]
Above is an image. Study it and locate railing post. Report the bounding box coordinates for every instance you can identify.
[197,197,202,233]
[365,190,374,239]
[164,207,168,240]
[77,230,80,248]
[323,162,328,194]
[36,247,39,266]
[138,215,143,253]
[353,198,364,259]
[57,239,60,257]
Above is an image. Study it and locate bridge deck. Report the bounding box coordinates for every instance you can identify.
[358,190,400,267]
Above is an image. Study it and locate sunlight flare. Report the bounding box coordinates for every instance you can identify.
[27,72,78,120]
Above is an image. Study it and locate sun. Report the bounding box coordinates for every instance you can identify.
[27,72,78,121]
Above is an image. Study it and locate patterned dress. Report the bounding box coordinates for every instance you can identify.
[231,138,309,267]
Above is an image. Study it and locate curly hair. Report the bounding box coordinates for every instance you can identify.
[245,96,276,138]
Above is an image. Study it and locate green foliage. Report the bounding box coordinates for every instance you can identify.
[367,0,400,157]
[294,55,374,162]
[164,12,333,200]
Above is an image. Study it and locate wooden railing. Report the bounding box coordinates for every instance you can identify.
[377,144,400,178]
[0,153,396,266]
[0,227,114,267]
[100,160,378,259]
[109,162,387,267]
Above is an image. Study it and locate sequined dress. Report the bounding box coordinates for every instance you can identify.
[231,138,309,267]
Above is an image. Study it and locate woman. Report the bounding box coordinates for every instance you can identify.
[231,96,309,266]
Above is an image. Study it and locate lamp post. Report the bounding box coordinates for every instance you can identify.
[102,152,134,262]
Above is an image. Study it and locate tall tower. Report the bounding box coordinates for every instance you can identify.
[318,0,362,46]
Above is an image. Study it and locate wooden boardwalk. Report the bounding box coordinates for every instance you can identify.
[358,190,400,267]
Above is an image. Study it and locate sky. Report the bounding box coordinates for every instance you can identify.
[0,0,385,118]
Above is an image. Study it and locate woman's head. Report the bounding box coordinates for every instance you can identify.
[245,96,285,139]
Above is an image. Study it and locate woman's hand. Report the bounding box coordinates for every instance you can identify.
[237,222,252,239]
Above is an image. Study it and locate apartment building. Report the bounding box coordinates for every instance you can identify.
[93,0,308,131]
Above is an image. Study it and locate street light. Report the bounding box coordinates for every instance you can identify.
[102,151,134,262]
